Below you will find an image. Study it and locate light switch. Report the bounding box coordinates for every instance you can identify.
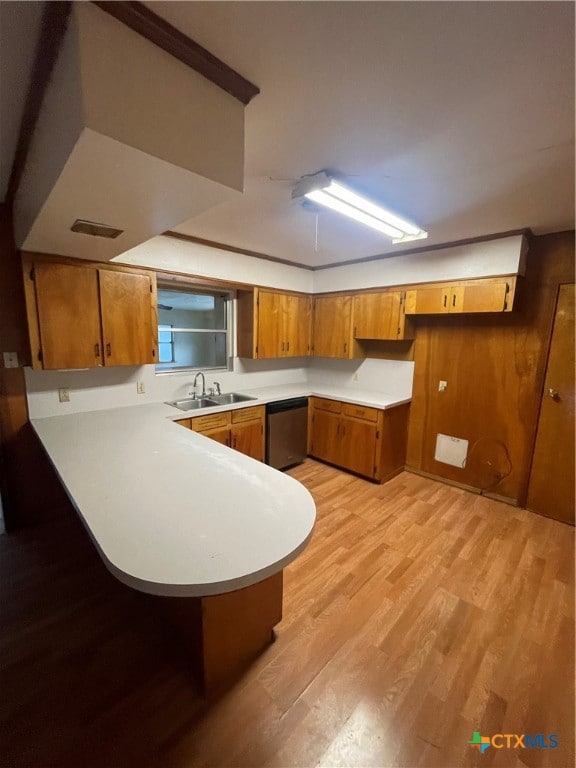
[438,380,447,392]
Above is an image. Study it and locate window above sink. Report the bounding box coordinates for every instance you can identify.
[156,283,233,374]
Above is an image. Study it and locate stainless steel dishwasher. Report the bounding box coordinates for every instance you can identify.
[265,397,308,470]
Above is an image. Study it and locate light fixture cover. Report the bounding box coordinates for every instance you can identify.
[292,171,427,244]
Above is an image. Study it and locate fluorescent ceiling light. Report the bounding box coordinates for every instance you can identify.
[292,172,427,244]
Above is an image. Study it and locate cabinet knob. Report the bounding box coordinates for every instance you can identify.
[548,388,560,401]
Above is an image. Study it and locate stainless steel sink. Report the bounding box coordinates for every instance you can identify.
[166,398,218,411]
[206,393,257,405]
[165,392,257,411]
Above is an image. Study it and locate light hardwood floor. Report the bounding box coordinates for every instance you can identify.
[1,461,573,767]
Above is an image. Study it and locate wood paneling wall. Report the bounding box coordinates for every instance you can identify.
[0,204,70,531]
[406,231,575,505]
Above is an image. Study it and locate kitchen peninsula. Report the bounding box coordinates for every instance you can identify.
[32,401,316,693]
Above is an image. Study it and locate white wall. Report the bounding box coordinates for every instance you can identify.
[116,235,315,293]
[312,234,528,293]
[25,358,310,419]
[308,358,414,401]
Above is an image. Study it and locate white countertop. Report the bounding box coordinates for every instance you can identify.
[32,403,316,598]
[241,383,411,411]
[31,384,409,599]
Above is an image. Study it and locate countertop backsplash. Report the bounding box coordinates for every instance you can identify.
[25,356,413,419]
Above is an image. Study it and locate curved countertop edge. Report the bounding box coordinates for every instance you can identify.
[35,444,315,598]
[100,527,316,598]
[30,410,317,599]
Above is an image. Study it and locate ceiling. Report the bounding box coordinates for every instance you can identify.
[1,1,574,268]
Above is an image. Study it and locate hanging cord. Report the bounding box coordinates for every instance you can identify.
[465,437,513,494]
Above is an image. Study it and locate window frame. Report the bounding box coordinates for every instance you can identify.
[155,282,233,375]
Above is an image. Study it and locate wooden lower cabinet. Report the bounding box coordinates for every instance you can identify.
[339,418,379,478]
[183,406,265,461]
[231,420,264,461]
[201,427,231,447]
[309,397,409,482]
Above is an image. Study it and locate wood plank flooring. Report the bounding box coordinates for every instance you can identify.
[1,461,573,767]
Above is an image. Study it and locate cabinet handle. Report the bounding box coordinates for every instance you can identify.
[443,294,447,307]
[94,343,100,357]
[452,293,456,307]
[106,343,111,357]
[286,341,290,352]
[343,342,347,354]
[281,341,285,352]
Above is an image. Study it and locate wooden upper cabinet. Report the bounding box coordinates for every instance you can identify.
[236,288,311,359]
[256,291,284,358]
[353,291,413,340]
[312,295,356,358]
[404,278,515,315]
[34,263,103,369]
[284,294,312,356]
[99,271,155,366]
[23,255,158,370]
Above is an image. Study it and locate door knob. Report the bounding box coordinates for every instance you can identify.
[548,388,560,400]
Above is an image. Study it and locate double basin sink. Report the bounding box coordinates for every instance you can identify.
[166,392,257,412]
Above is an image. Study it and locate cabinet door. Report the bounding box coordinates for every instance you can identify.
[353,292,402,339]
[339,418,378,478]
[231,421,264,461]
[456,282,509,313]
[99,271,155,366]
[35,263,103,369]
[312,295,353,358]
[257,291,283,358]
[198,427,230,446]
[404,286,449,315]
[285,294,311,356]
[310,409,341,465]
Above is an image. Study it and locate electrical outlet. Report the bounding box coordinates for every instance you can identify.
[438,380,448,392]
[137,381,145,395]
[58,388,70,403]
[2,352,18,368]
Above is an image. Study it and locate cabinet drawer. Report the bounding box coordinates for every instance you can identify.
[231,405,265,424]
[311,397,342,414]
[342,403,379,422]
[191,412,230,431]
[174,418,191,429]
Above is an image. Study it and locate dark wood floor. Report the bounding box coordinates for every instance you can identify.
[1,461,574,767]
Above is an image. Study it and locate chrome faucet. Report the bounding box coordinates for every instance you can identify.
[190,371,206,399]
